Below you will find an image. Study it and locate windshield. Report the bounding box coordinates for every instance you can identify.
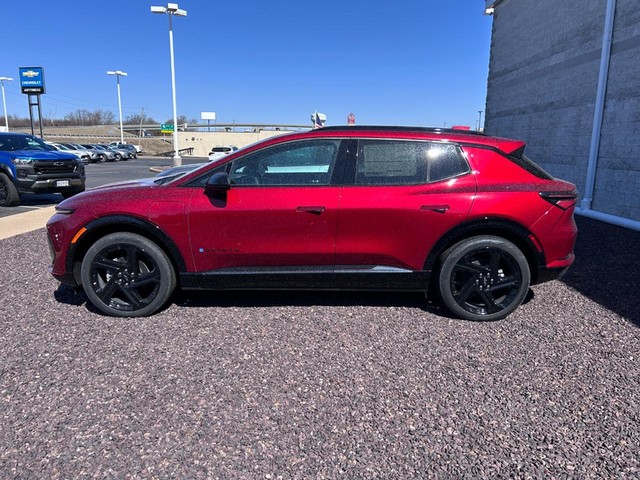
[0,134,56,152]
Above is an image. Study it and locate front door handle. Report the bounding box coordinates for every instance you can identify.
[421,204,450,214]
[297,206,326,215]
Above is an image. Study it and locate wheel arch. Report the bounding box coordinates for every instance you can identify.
[424,217,545,285]
[67,215,187,285]
[0,163,16,178]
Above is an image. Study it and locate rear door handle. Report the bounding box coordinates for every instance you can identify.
[297,206,326,215]
[421,204,450,214]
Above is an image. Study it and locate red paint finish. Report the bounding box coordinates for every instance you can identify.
[188,186,341,271]
[47,126,577,297]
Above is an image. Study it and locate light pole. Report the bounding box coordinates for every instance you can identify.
[0,77,13,131]
[151,3,187,167]
[107,70,127,144]
[477,110,483,132]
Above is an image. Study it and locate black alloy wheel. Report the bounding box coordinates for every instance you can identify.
[0,172,20,206]
[80,232,176,317]
[438,236,530,321]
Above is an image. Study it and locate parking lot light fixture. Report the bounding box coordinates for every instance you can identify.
[106,71,127,145]
[151,2,187,167]
[0,77,13,131]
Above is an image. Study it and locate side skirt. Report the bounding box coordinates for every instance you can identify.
[180,266,430,292]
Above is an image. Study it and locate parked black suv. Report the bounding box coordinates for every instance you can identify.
[0,132,86,206]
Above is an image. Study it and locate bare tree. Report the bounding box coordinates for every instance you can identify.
[125,112,157,125]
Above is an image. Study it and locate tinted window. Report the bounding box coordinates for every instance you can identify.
[427,143,470,182]
[0,134,55,152]
[229,140,340,186]
[355,140,468,185]
[507,152,554,180]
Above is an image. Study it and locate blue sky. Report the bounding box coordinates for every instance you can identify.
[2,1,492,128]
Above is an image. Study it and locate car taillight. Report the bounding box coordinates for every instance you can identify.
[539,190,578,210]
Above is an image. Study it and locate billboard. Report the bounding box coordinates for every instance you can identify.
[19,67,45,94]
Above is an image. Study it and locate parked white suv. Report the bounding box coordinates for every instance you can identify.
[208,145,238,161]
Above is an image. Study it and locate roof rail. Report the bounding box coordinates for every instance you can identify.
[316,125,486,136]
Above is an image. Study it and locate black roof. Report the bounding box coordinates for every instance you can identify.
[316,125,487,137]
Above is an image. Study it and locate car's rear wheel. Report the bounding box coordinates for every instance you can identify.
[438,235,530,321]
[80,232,176,317]
[0,172,20,206]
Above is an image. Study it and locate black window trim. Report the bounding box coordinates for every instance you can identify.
[342,137,471,187]
[184,138,351,188]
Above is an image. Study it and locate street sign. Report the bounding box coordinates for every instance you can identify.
[160,123,174,133]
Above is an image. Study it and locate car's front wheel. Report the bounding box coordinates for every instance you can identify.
[0,172,20,206]
[438,235,530,321]
[80,232,176,317]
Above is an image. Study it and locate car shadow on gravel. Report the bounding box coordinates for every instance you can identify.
[53,272,537,321]
[172,289,535,321]
[174,289,440,311]
[561,216,640,327]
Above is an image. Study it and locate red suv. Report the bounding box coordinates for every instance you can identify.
[46,126,577,321]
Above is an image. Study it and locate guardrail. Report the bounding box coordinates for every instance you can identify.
[156,147,195,157]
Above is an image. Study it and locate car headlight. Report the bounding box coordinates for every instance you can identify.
[54,205,75,214]
[12,157,34,166]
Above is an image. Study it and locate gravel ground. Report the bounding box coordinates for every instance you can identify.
[0,217,639,478]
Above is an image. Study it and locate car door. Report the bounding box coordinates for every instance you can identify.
[188,138,346,272]
[335,139,477,272]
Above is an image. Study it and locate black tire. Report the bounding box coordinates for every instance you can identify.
[0,172,20,206]
[114,153,122,161]
[99,154,107,163]
[438,235,530,321]
[80,232,176,317]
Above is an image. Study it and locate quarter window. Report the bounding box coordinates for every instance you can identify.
[355,140,469,185]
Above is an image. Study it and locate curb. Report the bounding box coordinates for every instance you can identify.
[0,206,57,240]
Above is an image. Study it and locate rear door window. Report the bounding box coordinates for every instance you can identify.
[354,140,469,185]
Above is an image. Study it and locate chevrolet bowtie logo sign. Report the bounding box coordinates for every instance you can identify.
[18,66,46,94]
[21,70,40,78]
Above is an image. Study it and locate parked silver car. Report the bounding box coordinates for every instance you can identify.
[48,143,86,163]
[82,144,117,162]
[60,143,101,163]
[107,145,134,160]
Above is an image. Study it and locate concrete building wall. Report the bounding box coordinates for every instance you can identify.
[484,0,640,222]
[176,129,298,158]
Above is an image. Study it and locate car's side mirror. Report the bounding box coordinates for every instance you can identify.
[204,172,231,199]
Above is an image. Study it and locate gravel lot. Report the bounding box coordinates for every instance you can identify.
[1,217,638,478]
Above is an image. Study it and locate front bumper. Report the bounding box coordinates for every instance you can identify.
[16,175,85,194]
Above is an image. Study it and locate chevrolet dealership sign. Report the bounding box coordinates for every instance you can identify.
[19,67,45,94]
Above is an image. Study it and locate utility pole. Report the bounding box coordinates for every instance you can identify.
[139,107,145,145]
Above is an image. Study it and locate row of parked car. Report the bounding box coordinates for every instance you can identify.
[48,142,142,164]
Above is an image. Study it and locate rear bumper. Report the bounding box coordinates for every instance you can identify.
[534,253,575,284]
